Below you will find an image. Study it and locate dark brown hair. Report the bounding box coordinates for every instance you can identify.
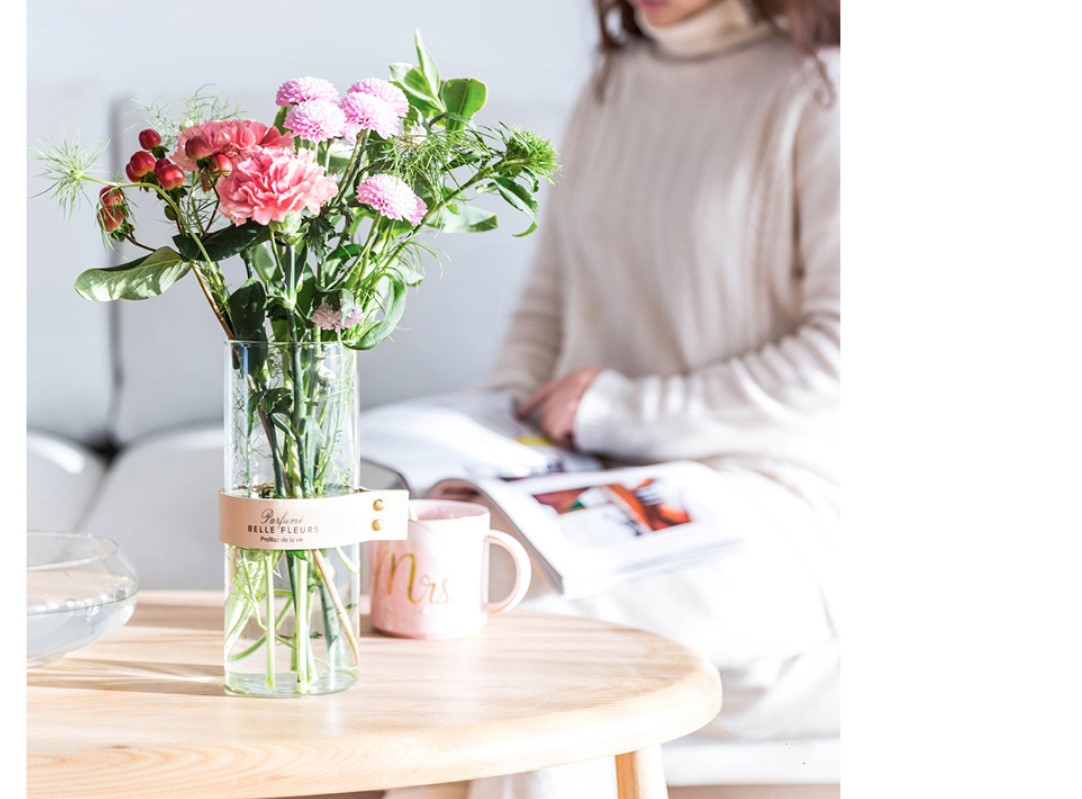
[594,0,840,96]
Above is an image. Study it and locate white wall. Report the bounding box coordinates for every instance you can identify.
[27,82,115,444]
[28,2,595,108]
[27,1,596,439]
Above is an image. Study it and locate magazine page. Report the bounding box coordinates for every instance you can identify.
[359,391,603,494]
[465,461,745,597]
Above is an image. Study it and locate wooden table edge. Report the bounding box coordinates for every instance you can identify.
[28,590,723,799]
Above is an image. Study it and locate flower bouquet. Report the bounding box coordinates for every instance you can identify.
[40,32,558,696]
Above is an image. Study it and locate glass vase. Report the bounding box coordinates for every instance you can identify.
[222,340,361,697]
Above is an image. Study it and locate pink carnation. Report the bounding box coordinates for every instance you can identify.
[276,77,339,107]
[173,119,294,172]
[285,99,346,143]
[356,174,427,225]
[347,78,409,118]
[311,304,364,332]
[339,92,402,139]
[216,149,338,226]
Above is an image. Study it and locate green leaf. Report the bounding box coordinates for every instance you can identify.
[403,104,424,129]
[338,288,359,318]
[396,68,444,115]
[439,79,487,130]
[427,204,498,233]
[273,105,288,135]
[493,178,539,237]
[414,30,441,96]
[317,580,341,655]
[303,413,323,474]
[493,178,538,213]
[173,236,199,262]
[304,214,338,262]
[246,391,263,436]
[174,221,266,263]
[331,243,363,261]
[249,241,281,284]
[398,266,424,287]
[227,280,267,343]
[262,388,293,417]
[388,63,412,83]
[269,316,288,343]
[353,280,407,350]
[75,247,191,301]
[295,275,317,319]
[270,414,293,439]
[328,151,353,171]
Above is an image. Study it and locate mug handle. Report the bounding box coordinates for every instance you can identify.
[482,530,532,616]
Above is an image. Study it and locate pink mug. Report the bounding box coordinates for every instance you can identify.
[368,499,531,639]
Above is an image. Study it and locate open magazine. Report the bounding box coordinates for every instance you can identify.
[359,392,744,596]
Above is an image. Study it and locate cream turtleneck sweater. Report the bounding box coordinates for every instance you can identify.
[488,1,840,491]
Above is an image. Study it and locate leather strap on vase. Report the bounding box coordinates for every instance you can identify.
[219,488,409,549]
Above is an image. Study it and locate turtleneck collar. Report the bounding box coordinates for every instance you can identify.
[635,0,771,59]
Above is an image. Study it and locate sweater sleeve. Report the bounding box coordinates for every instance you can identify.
[483,79,595,403]
[482,208,565,404]
[573,75,840,463]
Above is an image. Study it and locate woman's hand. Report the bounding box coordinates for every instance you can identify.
[517,366,602,449]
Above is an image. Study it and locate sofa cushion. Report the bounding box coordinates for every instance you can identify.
[79,425,224,589]
[27,431,107,533]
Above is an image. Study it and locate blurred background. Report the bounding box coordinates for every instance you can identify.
[28,0,594,444]
[26,0,595,581]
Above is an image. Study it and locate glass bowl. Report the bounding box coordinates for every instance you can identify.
[27,532,140,667]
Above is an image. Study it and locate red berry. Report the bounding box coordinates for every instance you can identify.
[184,135,213,161]
[99,186,125,207]
[157,166,186,191]
[125,163,139,182]
[98,207,124,233]
[128,150,156,178]
[138,129,161,150]
[209,153,233,176]
[154,158,173,175]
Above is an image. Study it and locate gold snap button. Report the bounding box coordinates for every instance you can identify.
[371,519,383,531]
[373,499,385,511]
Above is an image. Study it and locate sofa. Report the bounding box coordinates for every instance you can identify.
[27,80,838,793]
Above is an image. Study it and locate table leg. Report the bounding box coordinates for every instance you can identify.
[615,745,668,799]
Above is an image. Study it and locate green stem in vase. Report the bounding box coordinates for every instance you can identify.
[294,554,312,692]
[262,407,289,497]
[228,594,294,662]
[264,551,276,692]
[313,548,360,666]
[318,576,339,679]
[283,244,313,498]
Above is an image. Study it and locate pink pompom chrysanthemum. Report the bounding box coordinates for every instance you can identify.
[356,174,427,225]
[216,149,338,226]
[339,121,362,144]
[311,304,364,333]
[173,120,294,172]
[347,78,409,119]
[339,92,402,139]
[285,99,347,143]
[276,76,339,107]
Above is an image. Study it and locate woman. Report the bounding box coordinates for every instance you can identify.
[392,0,840,795]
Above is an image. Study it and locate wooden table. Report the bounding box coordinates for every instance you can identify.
[28,591,722,799]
